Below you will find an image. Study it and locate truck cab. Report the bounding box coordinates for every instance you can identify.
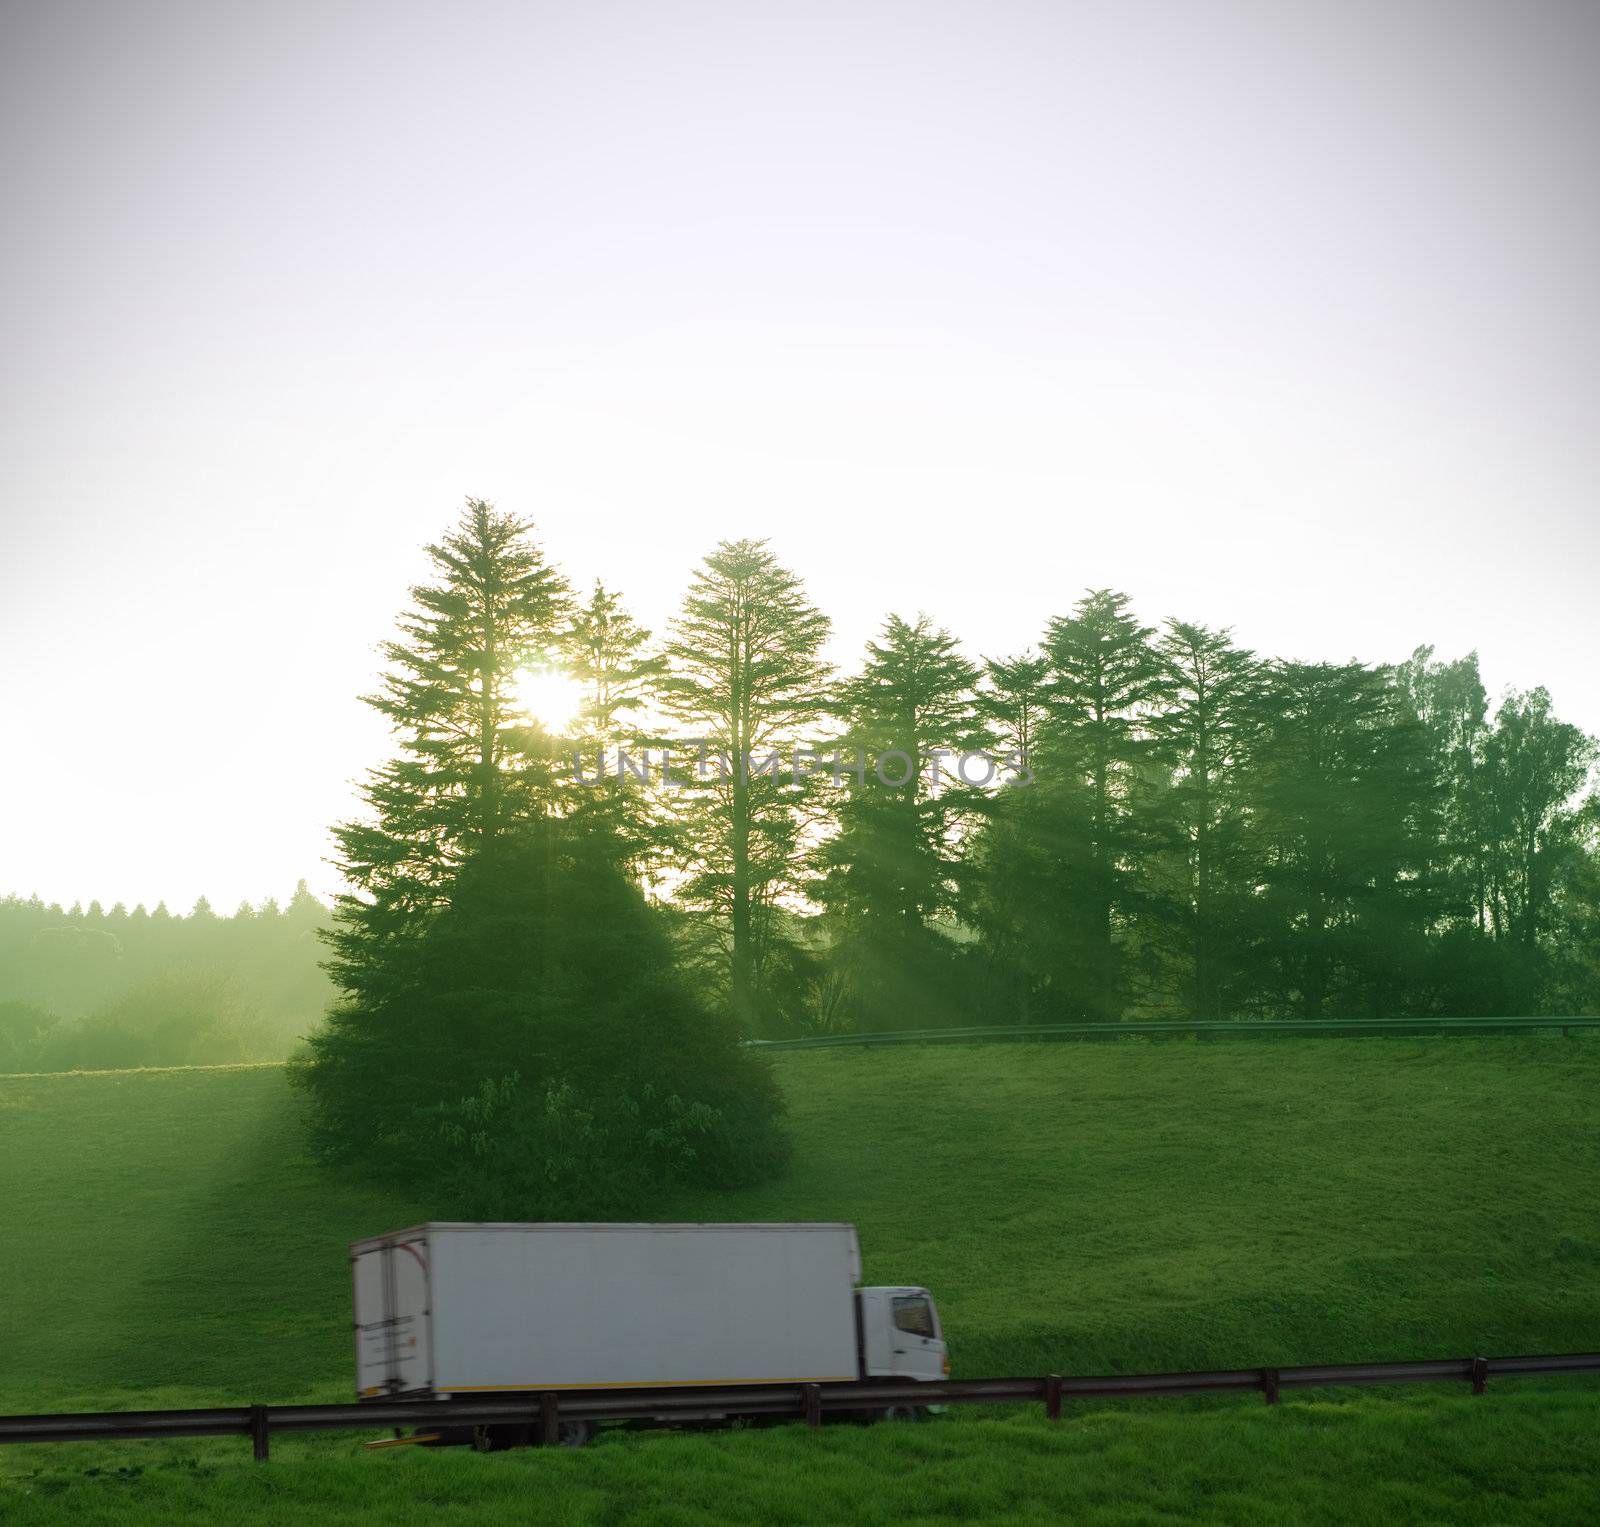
[858,1286,948,1381]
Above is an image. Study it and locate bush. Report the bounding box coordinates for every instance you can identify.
[29,968,263,1071]
[428,1075,732,1219]
[295,818,790,1210]
[0,1000,58,1071]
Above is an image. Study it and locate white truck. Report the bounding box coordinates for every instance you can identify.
[351,1221,948,1446]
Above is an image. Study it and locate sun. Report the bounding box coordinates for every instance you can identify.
[509,665,585,734]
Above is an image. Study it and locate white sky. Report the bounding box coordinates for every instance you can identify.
[2,0,1596,912]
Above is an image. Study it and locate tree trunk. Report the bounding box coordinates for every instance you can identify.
[731,767,752,1028]
[478,609,499,840]
[1193,745,1214,1020]
[1092,742,1116,1022]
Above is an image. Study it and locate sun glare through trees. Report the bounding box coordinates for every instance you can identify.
[509,665,585,736]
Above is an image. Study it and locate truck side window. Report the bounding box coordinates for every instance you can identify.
[892,1296,934,1337]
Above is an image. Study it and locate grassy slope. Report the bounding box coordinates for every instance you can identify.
[0,1063,423,1407]
[2,1037,1598,1522]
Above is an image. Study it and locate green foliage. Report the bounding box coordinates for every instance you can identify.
[1146,621,1264,1018]
[0,886,332,1070]
[305,509,791,1211]
[663,538,832,1031]
[1395,645,1491,921]
[1543,798,1600,1015]
[964,598,1600,1025]
[1479,688,1597,953]
[299,815,788,1201]
[1248,660,1445,1017]
[567,578,668,738]
[324,499,571,1008]
[10,527,1598,1056]
[814,613,986,1029]
[967,589,1171,1022]
[978,650,1049,766]
[1040,589,1171,1019]
[431,1074,728,1218]
[561,579,673,876]
[0,1000,57,1071]
[34,968,260,1071]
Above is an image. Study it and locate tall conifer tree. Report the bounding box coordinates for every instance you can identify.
[1038,590,1170,1020]
[324,499,570,1004]
[663,540,830,1031]
[1151,621,1263,1017]
[815,614,984,1028]
[565,580,670,875]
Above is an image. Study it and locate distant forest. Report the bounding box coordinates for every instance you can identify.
[4,501,1597,1084]
[0,887,333,1071]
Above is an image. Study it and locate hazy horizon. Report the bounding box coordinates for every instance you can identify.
[4,0,1597,911]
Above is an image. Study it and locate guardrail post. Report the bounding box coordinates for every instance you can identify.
[249,1405,269,1461]
[1044,1375,1062,1421]
[540,1391,560,1446]
[1470,1357,1488,1395]
[1261,1370,1280,1406]
[802,1384,822,1428]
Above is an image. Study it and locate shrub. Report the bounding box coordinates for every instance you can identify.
[0,1000,58,1071]
[296,818,790,1208]
[30,968,262,1071]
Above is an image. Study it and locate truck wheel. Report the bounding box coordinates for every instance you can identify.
[554,1420,594,1448]
[878,1403,919,1423]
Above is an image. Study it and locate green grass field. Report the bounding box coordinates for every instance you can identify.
[3,1037,1598,1522]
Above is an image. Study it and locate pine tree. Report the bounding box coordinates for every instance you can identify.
[1037,589,1170,1020]
[663,540,830,1031]
[961,650,1054,1025]
[286,878,324,922]
[300,813,789,1185]
[1150,621,1263,1017]
[979,651,1049,771]
[299,512,787,1188]
[325,499,571,1004]
[568,580,667,738]
[815,614,985,1028]
[564,580,670,876]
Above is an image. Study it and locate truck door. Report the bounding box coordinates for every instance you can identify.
[353,1236,432,1396]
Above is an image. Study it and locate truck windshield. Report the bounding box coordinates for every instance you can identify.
[892,1296,935,1337]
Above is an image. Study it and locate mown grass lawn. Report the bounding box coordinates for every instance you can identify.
[2,1036,1598,1521]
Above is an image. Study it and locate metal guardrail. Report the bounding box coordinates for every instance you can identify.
[3,1352,1597,1460]
[744,1016,1600,1051]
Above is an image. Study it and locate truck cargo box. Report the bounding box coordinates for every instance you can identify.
[351,1222,864,1397]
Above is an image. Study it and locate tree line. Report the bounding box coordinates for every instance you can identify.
[290,500,1596,1210]
[335,500,1598,1030]
[0,885,334,1071]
